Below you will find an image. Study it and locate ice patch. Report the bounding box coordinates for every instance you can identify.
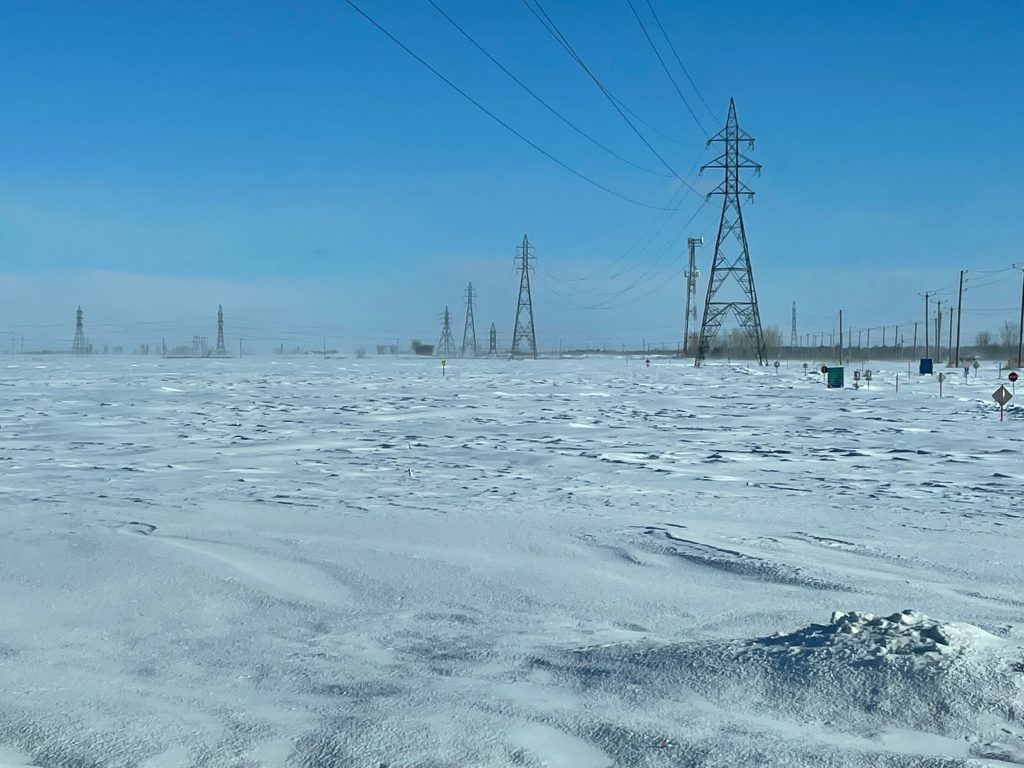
[510,724,613,768]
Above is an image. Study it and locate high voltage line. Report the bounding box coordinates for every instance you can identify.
[642,0,718,123]
[426,0,671,178]
[519,0,701,193]
[623,0,707,135]
[342,0,680,210]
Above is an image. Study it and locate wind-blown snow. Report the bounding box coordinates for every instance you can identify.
[1,357,1022,766]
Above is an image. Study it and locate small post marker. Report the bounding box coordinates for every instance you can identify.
[441,359,447,377]
[973,360,980,377]
[865,369,872,390]
[802,362,808,374]
[993,384,1012,421]
[774,361,780,374]
[938,371,945,398]
[895,372,899,393]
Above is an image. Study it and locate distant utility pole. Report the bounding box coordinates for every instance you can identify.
[919,291,932,359]
[838,310,844,365]
[695,99,767,366]
[954,270,965,367]
[683,236,702,355]
[935,300,943,361]
[947,306,954,365]
[790,301,798,352]
[511,234,537,359]
[488,323,497,357]
[437,306,456,357]
[1018,264,1024,368]
[894,325,900,359]
[461,282,478,358]
[239,339,243,358]
[912,323,918,359]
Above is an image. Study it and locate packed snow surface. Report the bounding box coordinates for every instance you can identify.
[1,356,1023,767]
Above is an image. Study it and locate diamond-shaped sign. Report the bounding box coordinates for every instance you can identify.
[993,385,1013,407]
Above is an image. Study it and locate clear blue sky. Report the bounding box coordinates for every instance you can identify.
[0,0,1021,352]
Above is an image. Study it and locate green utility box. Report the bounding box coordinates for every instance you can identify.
[827,367,845,389]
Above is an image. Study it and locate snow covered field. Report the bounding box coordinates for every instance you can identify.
[1,356,1023,767]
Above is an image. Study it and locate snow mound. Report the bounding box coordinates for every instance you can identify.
[753,609,1003,660]
[553,610,1024,765]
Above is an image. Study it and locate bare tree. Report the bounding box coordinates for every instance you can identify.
[976,330,992,349]
[999,321,1020,352]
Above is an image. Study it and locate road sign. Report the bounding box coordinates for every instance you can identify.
[774,361,780,369]
[973,361,980,377]
[441,359,447,377]
[820,365,828,374]
[803,362,808,371]
[1009,371,1019,382]
[993,384,1012,421]
[864,370,872,380]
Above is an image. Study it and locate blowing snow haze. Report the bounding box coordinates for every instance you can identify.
[1,1,1023,766]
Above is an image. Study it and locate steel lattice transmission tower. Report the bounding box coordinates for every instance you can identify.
[461,283,478,358]
[695,99,767,366]
[790,302,798,349]
[488,323,497,356]
[437,306,456,357]
[683,237,702,355]
[216,304,227,356]
[72,306,88,354]
[511,234,537,359]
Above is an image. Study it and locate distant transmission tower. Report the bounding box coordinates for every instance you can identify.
[216,304,227,356]
[683,237,702,355]
[437,306,456,357]
[695,99,767,366]
[488,323,497,356]
[72,306,88,354]
[511,234,537,359]
[461,283,478,357]
[790,302,798,349]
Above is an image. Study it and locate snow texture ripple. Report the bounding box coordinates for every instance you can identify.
[1,356,1023,767]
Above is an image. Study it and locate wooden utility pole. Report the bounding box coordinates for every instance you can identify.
[838,310,844,365]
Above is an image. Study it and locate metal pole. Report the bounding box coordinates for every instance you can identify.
[955,270,965,368]
[838,310,843,365]
[895,325,900,360]
[947,304,954,366]
[913,322,918,359]
[1017,267,1024,369]
[935,300,943,361]
[923,293,930,357]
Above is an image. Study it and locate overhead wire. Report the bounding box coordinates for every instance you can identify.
[426,0,671,178]
[622,0,706,135]
[519,0,700,193]
[342,0,678,210]
[642,0,718,122]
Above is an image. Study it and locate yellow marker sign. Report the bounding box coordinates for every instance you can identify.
[441,359,447,376]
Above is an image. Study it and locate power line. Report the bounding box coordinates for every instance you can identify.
[642,0,717,122]
[623,0,706,135]
[427,0,671,178]
[520,0,699,193]
[342,0,676,210]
